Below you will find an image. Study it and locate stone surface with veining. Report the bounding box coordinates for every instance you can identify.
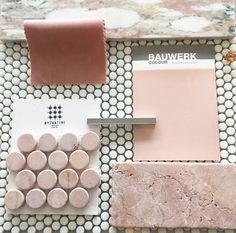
[111,162,236,229]
[0,0,235,40]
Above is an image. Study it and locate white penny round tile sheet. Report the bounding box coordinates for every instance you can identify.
[0,39,236,233]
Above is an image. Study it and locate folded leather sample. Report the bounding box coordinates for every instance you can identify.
[24,19,106,85]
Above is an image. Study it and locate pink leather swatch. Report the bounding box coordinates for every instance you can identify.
[24,19,106,85]
[133,69,220,161]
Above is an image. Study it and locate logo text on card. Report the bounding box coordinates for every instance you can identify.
[44,105,65,128]
[148,53,197,64]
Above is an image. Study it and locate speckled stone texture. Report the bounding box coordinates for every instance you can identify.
[112,162,236,229]
[0,0,234,40]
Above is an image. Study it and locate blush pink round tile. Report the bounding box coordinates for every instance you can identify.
[38,133,57,152]
[80,131,100,151]
[27,150,47,171]
[69,150,89,170]
[26,188,46,209]
[80,168,100,189]
[37,169,57,190]
[69,187,89,208]
[5,189,25,210]
[48,150,68,170]
[59,133,78,151]
[58,169,78,189]
[6,152,26,172]
[15,169,36,190]
[47,188,68,209]
[17,133,37,153]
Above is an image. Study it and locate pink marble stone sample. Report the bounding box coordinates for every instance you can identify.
[6,152,26,172]
[111,162,236,229]
[15,169,36,190]
[37,169,57,190]
[80,131,100,151]
[5,189,25,210]
[0,0,235,40]
[38,133,57,152]
[69,150,89,170]
[26,188,46,209]
[27,150,47,171]
[80,168,100,189]
[17,133,37,153]
[48,150,68,170]
[59,133,78,151]
[58,169,78,189]
[47,188,68,209]
[69,187,89,208]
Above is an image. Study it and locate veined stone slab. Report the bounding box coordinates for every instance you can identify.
[111,162,236,229]
[0,0,235,40]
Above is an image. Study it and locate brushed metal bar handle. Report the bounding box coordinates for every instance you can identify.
[87,117,156,125]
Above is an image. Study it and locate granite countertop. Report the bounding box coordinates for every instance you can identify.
[0,0,235,40]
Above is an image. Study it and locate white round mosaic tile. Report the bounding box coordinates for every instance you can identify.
[0,38,235,233]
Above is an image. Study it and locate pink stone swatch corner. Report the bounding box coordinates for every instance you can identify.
[111,162,236,229]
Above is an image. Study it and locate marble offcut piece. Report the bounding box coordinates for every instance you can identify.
[111,162,236,229]
[0,0,235,40]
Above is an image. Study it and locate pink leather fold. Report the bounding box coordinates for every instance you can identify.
[24,19,107,85]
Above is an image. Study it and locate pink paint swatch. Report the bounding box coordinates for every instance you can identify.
[132,45,220,161]
[133,69,220,161]
[24,19,106,85]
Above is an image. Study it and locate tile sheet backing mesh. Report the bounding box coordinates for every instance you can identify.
[0,38,236,233]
